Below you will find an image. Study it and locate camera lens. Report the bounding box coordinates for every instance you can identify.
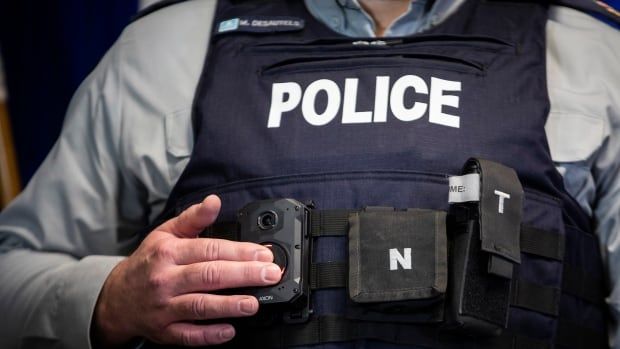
[258,211,278,230]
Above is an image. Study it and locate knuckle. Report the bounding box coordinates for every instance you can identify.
[178,208,190,224]
[191,296,208,318]
[153,242,175,261]
[183,204,202,229]
[153,293,170,309]
[181,329,194,346]
[147,271,169,290]
[203,240,221,261]
[174,212,189,233]
[245,262,262,282]
[202,262,223,287]
[217,298,233,316]
[203,330,220,346]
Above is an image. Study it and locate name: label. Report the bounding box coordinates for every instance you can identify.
[448,173,480,203]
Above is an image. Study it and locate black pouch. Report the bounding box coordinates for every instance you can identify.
[347,207,448,323]
[445,158,524,336]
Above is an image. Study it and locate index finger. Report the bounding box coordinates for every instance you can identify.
[173,238,274,265]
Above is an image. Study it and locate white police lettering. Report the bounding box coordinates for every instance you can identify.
[494,190,511,214]
[267,75,461,128]
[389,248,412,270]
[430,77,461,128]
[342,78,372,124]
[268,82,301,128]
[391,75,428,122]
[301,79,340,126]
[373,76,390,123]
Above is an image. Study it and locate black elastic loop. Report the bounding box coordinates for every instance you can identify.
[520,226,565,261]
[510,278,560,316]
[310,210,353,236]
[310,262,347,289]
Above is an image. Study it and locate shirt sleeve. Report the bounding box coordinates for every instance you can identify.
[0,1,215,347]
[546,6,620,348]
[590,31,620,349]
[0,38,131,349]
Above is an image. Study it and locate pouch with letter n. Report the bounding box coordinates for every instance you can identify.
[347,207,448,323]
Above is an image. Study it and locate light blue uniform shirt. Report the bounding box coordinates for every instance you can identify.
[306,0,464,37]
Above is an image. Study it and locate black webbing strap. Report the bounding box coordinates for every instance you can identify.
[561,264,605,305]
[310,209,354,236]
[202,222,238,240]
[247,316,550,349]
[310,210,565,261]
[205,211,565,262]
[510,278,560,316]
[555,320,608,349]
[520,225,564,261]
[311,261,560,317]
[310,262,347,289]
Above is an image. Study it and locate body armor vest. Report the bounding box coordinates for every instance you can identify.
[143,1,613,348]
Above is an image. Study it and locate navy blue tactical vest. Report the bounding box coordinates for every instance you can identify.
[143,1,612,348]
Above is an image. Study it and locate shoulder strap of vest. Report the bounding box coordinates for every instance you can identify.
[554,0,620,25]
[131,0,192,22]
[132,0,279,23]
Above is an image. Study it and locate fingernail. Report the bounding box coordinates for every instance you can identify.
[239,298,256,315]
[220,327,235,341]
[261,264,281,283]
[254,249,273,262]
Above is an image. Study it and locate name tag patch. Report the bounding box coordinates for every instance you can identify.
[217,16,305,34]
[448,173,481,203]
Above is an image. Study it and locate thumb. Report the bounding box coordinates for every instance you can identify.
[157,195,221,238]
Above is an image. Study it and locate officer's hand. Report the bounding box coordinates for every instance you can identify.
[93,195,282,347]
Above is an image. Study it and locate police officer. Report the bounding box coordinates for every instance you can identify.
[0,1,619,349]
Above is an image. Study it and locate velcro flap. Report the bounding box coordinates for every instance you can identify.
[474,159,524,266]
[348,208,447,303]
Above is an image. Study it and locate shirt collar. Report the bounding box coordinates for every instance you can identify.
[304,0,464,37]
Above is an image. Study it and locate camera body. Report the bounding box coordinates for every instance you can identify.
[237,198,312,322]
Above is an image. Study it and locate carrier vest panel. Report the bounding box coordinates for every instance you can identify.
[152,0,607,348]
